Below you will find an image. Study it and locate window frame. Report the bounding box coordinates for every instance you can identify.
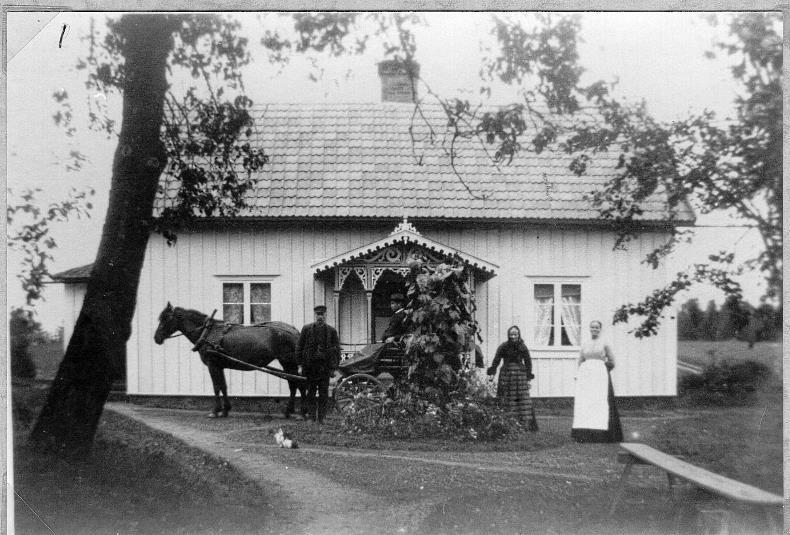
[215,275,278,325]
[526,276,587,351]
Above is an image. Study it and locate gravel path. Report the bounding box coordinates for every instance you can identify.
[104,403,667,535]
[107,403,438,535]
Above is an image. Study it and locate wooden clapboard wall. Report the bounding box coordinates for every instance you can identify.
[127,221,676,398]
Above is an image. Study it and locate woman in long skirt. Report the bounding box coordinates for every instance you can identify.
[571,320,623,442]
[487,325,538,431]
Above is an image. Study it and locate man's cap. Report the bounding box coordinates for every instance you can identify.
[314,304,328,313]
[390,293,405,303]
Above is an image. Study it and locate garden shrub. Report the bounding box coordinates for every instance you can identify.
[342,362,526,441]
[341,255,532,441]
[679,358,773,401]
[10,307,38,379]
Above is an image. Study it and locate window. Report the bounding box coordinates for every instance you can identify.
[532,282,582,347]
[222,281,272,324]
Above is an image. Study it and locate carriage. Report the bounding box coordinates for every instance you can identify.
[154,304,478,418]
[331,341,410,411]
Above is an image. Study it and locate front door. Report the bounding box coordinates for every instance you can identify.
[337,274,368,358]
[372,271,407,342]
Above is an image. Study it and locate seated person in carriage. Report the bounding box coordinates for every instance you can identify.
[381,293,409,343]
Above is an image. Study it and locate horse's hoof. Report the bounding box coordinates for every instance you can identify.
[220,411,229,418]
[207,412,219,418]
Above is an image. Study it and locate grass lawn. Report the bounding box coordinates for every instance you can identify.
[11,339,783,534]
[26,341,63,381]
[12,384,287,535]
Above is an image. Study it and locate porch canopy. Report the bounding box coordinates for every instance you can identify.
[311,219,498,292]
[311,219,498,349]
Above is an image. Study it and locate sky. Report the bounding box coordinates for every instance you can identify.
[6,11,774,331]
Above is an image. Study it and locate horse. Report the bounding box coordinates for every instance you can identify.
[153,302,305,418]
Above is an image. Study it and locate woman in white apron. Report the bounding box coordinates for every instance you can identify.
[571,320,623,443]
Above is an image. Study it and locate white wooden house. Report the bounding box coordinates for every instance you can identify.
[52,62,694,398]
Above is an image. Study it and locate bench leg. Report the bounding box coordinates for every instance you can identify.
[696,508,731,535]
[609,458,635,516]
[763,506,779,535]
[666,472,688,503]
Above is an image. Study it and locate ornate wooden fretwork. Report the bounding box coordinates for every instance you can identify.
[361,243,445,265]
[335,266,373,291]
[353,267,369,290]
[335,239,476,292]
[370,266,412,288]
[390,216,420,236]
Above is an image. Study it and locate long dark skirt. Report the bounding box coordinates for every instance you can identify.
[571,372,623,443]
[497,362,538,431]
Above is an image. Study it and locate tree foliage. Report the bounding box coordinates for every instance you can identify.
[31,13,273,453]
[676,296,780,343]
[262,11,781,338]
[28,12,782,450]
[7,188,94,305]
[73,14,269,244]
[604,13,782,336]
[370,12,781,337]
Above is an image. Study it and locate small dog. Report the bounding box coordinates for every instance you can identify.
[274,428,298,449]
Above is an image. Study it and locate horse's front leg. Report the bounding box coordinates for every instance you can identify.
[207,361,230,418]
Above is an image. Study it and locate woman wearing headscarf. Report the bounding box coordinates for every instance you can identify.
[571,320,623,442]
[487,325,538,431]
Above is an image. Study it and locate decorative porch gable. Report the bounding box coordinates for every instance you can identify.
[311,218,499,290]
[311,219,497,352]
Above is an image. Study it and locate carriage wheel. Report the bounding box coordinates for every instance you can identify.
[332,373,386,413]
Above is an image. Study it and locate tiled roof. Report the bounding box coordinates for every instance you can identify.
[50,263,93,282]
[154,103,695,223]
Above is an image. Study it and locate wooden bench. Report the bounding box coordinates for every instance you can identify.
[610,443,783,534]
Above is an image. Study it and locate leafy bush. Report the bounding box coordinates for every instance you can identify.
[10,307,38,379]
[342,255,531,441]
[401,255,479,397]
[679,359,773,400]
[341,368,526,441]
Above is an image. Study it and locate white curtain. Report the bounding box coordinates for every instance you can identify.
[534,298,553,345]
[561,296,581,346]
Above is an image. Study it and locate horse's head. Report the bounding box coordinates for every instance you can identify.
[154,302,178,345]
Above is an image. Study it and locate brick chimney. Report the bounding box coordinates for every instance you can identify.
[378,59,419,103]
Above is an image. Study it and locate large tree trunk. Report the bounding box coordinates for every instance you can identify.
[31,15,177,453]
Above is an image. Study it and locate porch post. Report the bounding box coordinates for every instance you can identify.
[332,290,340,329]
[366,291,374,343]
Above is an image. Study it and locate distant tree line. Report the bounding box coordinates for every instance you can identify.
[677,296,782,345]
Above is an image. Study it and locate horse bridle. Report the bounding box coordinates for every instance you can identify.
[162,310,218,350]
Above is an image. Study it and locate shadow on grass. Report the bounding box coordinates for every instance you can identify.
[12,384,290,535]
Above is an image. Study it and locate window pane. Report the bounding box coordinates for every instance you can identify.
[250,283,271,303]
[251,304,271,323]
[560,284,582,346]
[561,284,581,301]
[223,283,244,304]
[533,284,554,345]
[224,304,243,324]
[534,284,554,300]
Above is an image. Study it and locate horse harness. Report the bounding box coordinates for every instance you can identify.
[186,312,306,382]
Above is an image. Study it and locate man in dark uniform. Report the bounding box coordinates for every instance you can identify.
[296,305,340,423]
[381,293,409,343]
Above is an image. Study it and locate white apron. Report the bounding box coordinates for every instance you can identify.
[572,359,609,430]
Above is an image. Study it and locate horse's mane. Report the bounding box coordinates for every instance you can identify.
[173,307,213,325]
[171,307,298,339]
